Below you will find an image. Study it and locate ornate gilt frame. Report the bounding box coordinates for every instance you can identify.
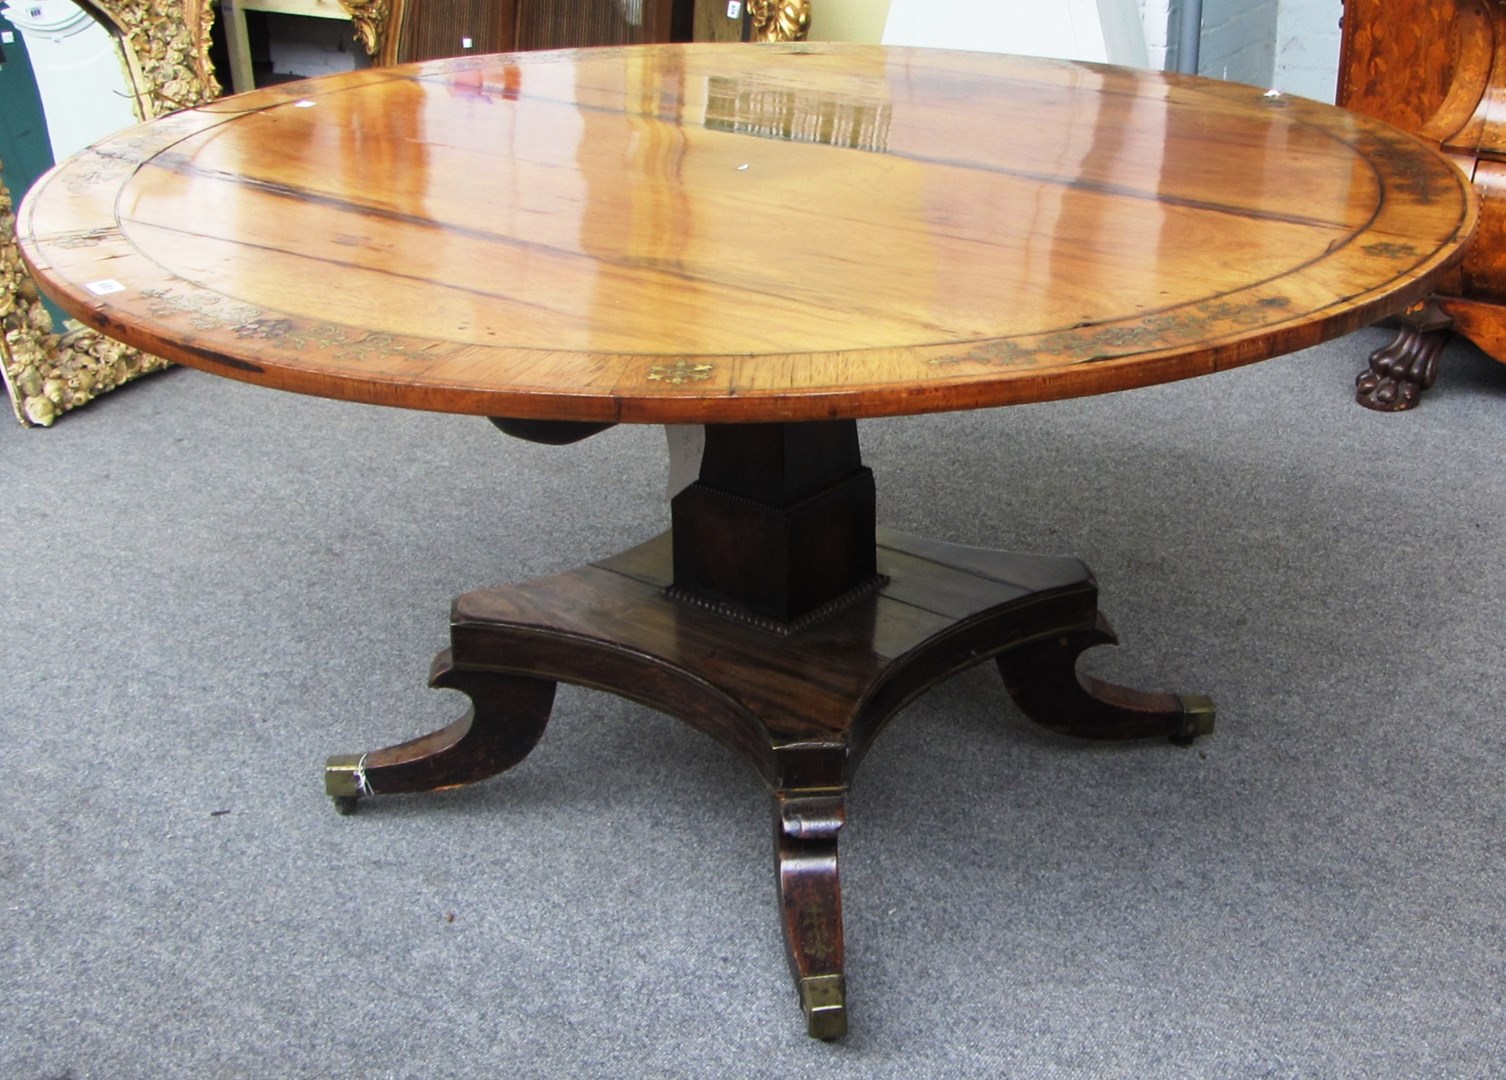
[748,0,811,41]
[338,0,392,59]
[1,0,219,426]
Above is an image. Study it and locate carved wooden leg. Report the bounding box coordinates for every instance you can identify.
[1355,304,1454,411]
[996,614,1214,743]
[775,788,847,1040]
[324,648,556,813]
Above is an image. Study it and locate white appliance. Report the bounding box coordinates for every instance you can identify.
[1,0,139,160]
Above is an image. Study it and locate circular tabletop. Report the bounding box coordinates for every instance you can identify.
[18,43,1476,423]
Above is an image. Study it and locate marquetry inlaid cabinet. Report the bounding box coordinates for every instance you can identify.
[1339,0,1506,408]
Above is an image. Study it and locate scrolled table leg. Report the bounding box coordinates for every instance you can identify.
[324,649,556,812]
[996,614,1215,744]
[774,788,848,1040]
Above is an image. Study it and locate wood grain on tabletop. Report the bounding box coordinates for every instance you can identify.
[18,42,1478,423]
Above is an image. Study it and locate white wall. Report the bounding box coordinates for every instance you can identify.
[1139,0,1173,70]
[806,0,890,45]
[878,1,1148,66]
[808,0,1344,102]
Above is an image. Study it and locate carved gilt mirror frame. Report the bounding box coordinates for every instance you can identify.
[3,0,809,426]
[747,0,811,41]
[1,0,219,426]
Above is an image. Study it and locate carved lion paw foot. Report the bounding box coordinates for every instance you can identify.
[1355,321,1450,412]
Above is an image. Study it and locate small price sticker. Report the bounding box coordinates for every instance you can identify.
[85,279,126,296]
[727,1,741,18]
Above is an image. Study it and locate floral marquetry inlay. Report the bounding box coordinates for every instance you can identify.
[1363,242,1422,259]
[137,285,431,367]
[648,362,716,385]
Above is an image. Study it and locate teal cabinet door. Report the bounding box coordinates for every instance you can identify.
[1,9,66,328]
[0,9,54,194]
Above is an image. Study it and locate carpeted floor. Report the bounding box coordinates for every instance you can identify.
[2,326,1503,1078]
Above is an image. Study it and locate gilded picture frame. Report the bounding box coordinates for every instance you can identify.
[2,0,219,426]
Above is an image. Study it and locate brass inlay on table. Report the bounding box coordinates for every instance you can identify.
[18,44,1475,1039]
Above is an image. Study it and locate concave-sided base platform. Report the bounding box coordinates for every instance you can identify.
[325,527,1213,1038]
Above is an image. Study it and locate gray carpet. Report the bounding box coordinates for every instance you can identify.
[2,326,1503,1079]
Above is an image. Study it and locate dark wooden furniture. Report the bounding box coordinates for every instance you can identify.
[18,44,1475,1038]
[1340,0,1506,409]
[374,0,691,63]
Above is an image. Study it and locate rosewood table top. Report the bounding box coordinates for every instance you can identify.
[18,42,1476,425]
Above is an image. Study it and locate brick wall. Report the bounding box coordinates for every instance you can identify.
[1273,0,1342,102]
[1181,0,1342,101]
[1197,0,1279,85]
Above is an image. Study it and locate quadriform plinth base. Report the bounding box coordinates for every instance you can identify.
[325,421,1212,1038]
[324,540,1212,1036]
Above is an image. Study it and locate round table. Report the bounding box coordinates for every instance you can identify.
[19,42,1476,1039]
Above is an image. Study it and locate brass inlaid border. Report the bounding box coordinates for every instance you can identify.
[15,46,1476,426]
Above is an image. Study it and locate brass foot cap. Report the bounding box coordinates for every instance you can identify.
[325,754,367,798]
[799,974,847,1040]
[1172,694,1216,744]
